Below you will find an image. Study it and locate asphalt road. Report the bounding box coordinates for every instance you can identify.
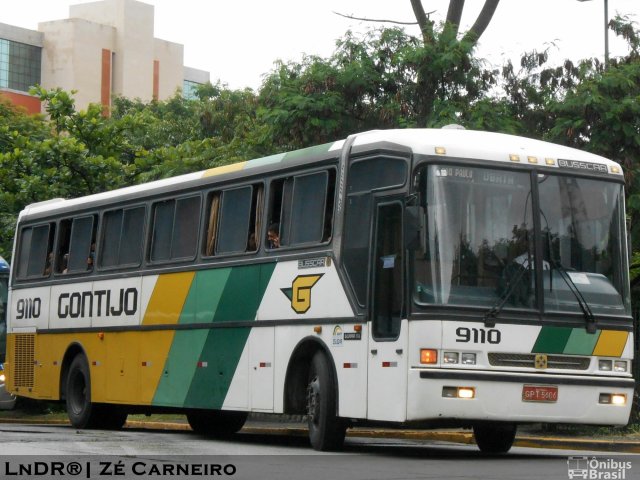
[1,423,637,480]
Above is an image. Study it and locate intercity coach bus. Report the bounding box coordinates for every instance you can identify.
[4,128,634,453]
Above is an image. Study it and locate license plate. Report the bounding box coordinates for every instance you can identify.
[522,385,558,403]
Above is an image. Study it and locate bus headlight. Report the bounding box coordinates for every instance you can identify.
[443,352,459,364]
[461,353,476,365]
[613,361,628,373]
[598,360,612,371]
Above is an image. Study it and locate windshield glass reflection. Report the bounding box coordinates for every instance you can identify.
[412,165,630,317]
[413,165,535,309]
[538,174,630,316]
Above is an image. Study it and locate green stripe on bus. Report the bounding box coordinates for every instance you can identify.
[562,328,601,355]
[281,142,334,162]
[182,263,276,409]
[152,269,233,406]
[531,326,573,354]
[244,153,286,169]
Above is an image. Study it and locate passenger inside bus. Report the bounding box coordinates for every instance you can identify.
[267,223,280,249]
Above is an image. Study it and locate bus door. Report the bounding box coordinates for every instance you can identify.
[367,201,408,421]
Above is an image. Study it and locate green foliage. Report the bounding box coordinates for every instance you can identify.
[259,26,502,149]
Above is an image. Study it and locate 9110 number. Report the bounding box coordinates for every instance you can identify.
[455,327,501,344]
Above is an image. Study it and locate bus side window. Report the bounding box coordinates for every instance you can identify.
[266,178,287,248]
[58,215,97,274]
[16,223,54,279]
[342,157,407,306]
[216,186,253,255]
[204,183,262,256]
[204,192,220,256]
[266,170,335,249]
[150,195,201,262]
[289,171,329,245]
[100,206,145,268]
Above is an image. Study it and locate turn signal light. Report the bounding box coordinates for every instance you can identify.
[420,349,438,364]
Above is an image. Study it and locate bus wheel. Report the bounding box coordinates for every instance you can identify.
[306,352,346,451]
[66,354,100,429]
[187,410,248,437]
[473,423,517,454]
[96,407,128,430]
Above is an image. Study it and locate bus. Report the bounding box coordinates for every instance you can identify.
[4,128,634,453]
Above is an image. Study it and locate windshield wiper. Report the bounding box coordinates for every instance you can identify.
[551,260,597,334]
[484,261,532,327]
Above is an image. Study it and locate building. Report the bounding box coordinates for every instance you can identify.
[0,0,209,114]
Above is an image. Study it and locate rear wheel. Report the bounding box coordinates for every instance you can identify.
[473,423,517,454]
[66,354,99,428]
[65,354,128,430]
[96,406,128,430]
[306,351,346,451]
[187,410,248,437]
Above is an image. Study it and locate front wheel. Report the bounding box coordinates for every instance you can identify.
[306,352,346,451]
[473,423,517,454]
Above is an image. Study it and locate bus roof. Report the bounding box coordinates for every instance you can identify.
[19,128,623,220]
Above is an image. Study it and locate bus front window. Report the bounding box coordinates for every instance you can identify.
[538,175,630,316]
[413,165,535,309]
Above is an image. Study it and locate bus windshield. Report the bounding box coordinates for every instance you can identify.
[413,164,630,317]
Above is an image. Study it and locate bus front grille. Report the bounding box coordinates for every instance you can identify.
[488,353,590,370]
[13,334,35,388]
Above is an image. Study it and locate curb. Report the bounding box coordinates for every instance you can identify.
[2,418,638,453]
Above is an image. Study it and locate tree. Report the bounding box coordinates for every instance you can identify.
[333,1,502,128]
[0,88,136,256]
[410,0,500,45]
[259,26,502,147]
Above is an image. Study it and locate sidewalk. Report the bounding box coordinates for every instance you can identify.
[2,414,638,454]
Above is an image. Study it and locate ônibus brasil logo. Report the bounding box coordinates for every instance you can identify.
[567,457,632,479]
[281,274,323,314]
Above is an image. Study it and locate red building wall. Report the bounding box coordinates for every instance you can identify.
[0,90,41,114]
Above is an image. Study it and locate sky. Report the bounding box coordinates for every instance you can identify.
[3,0,640,90]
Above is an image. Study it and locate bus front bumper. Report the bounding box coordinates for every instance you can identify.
[407,369,635,425]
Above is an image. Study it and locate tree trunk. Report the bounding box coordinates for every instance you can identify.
[445,0,465,36]
[410,0,434,44]
[463,0,501,44]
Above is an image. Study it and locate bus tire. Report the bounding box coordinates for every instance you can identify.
[306,351,346,451]
[473,423,517,454]
[187,410,248,437]
[65,353,100,429]
[96,407,128,430]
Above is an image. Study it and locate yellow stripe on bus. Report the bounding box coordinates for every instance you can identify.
[142,272,195,325]
[202,162,246,178]
[592,330,628,357]
[135,272,196,403]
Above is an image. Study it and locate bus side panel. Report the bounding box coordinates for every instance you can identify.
[10,286,50,331]
[256,259,365,418]
[151,264,273,410]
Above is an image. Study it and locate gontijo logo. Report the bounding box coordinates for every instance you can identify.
[281,274,324,314]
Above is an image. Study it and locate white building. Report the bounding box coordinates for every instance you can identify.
[0,0,209,114]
